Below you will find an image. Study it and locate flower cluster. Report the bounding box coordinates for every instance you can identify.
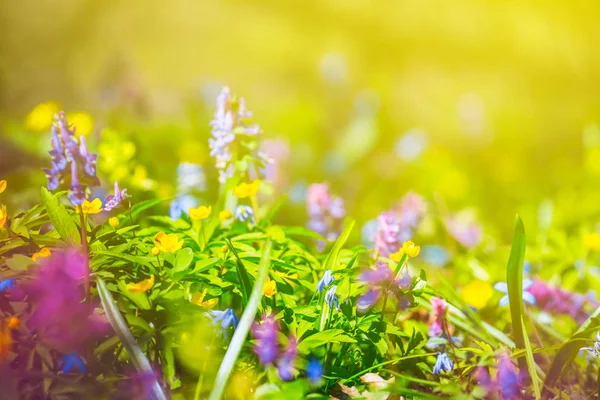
[43,112,100,206]
[526,278,599,324]
[426,297,455,375]
[357,264,413,312]
[306,183,345,248]
[374,192,426,258]
[251,315,300,381]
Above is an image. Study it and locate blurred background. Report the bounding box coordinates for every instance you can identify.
[2,0,600,240]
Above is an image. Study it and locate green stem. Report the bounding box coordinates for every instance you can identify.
[340,352,438,383]
[208,241,272,400]
[79,209,90,302]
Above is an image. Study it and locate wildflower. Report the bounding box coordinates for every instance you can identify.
[32,247,52,262]
[432,352,454,375]
[582,331,600,357]
[154,232,183,253]
[496,352,520,399]
[191,289,218,308]
[251,315,278,364]
[527,278,599,324]
[104,181,129,211]
[0,180,6,193]
[189,205,212,220]
[151,247,160,256]
[357,264,414,312]
[325,285,339,310]
[77,198,103,215]
[0,279,16,292]
[233,180,260,198]
[444,210,483,249]
[7,317,19,330]
[390,240,421,261]
[235,205,255,224]
[428,297,447,337]
[306,183,345,248]
[126,275,155,293]
[316,270,334,292]
[0,205,5,228]
[69,162,87,206]
[219,209,233,220]
[494,279,536,307]
[170,194,198,220]
[306,358,324,386]
[277,337,298,381]
[109,217,120,228]
[61,353,87,374]
[263,277,277,298]
[208,309,239,337]
[584,232,600,251]
[78,135,97,176]
[461,280,493,309]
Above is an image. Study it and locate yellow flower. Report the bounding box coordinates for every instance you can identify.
[189,205,212,220]
[66,112,94,136]
[233,180,260,198]
[275,270,298,285]
[0,180,6,194]
[151,247,160,256]
[32,248,52,262]
[263,277,277,298]
[0,205,6,228]
[390,241,421,261]
[190,289,219,308]
[7,317,19,330]
[109,217,120,228]
[584,232,600,251]
[126,275,155,293]
[77,198,103,215]
[461,280,494,309]
[219,210,233,221]
[154,232,183,253]
[24,101,61,132]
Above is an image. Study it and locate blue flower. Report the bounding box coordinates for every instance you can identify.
[235,205,255,224]
[61,353,86,374]
[177,162,206,193]
[494,278,536,307]
[306,358,323,386]
[316,270,334,293]
[433,352,454,375]
[0,278,16,292]
[582,331,600,358]
[169,194,198,220]
[325,285,339,310]
[206,308,239,336]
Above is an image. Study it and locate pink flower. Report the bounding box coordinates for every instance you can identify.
[444,210,482,249]
[428,297,447,337]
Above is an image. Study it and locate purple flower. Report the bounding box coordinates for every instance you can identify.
[0,278,16,292]
[444,210,483,249]
[432,352,454,375]
[104,181,129,211]
[68,161,86,206]
[316,270,334,293]
[527,278,599,324]
[277,336,298,381]
[357,264,412,312]
[497,352,520,399]
[206,308,238,337]
[428,297,447,337]
[78,135,97,177]
[251,315,279,365]
[306,183,345,248]
[306,358,324,386]
[61,353,86,374]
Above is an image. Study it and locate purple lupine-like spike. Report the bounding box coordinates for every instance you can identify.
[69,162,86,206]
[56,112,79,161]
[79,135,98,177]
[43,167,61,191]
[251,315,279,365]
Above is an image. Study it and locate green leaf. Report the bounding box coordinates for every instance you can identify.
[92,251,155,269]
[6,254,35,271]
[97,278,167,400]
[297,329,356,354]
[225,238,253,305]
[130,198,170,221]
[172,248,194,274]
[506,215,540,399]
[117,281,152,310]
[40,187,80,245]
[322,220,355,272]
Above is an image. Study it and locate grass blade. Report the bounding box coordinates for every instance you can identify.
[225,237,253,306]
[97,278,167,400]
[208,240,272,400]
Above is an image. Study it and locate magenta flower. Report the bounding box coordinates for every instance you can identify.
[251,315,279,365]
[428,297,447,337]
[104,181,129,211]
[306,183,345,248]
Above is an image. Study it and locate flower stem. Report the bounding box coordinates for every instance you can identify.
[78,208,90,302]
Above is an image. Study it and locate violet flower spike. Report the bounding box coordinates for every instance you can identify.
[251,315,279,365]
[69,161,86,206]
[104,181,129,211]
[277,336,298,381]
[78,135,98,177]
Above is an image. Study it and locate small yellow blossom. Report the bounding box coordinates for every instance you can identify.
[263,277,277,298]
[151,247,160,256]
[66,112,94,136]
[32,248,52,262]
[24,101,61,132]
[0,205,6,228]
[190,289,219,308]
[461,280,494,309]
[109,217,120,228]
[0,180,6,194]
[390,241,421,261]
[275,270,298,285]
[189,205,212,220]
[7,317,19,330]
[221,245,229,253]
[584,232,600,251]
[219,210,233,220]
[233,180,260,198]
[77,198,103,215]
[154,231,183,253]
[126,275,155,293]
